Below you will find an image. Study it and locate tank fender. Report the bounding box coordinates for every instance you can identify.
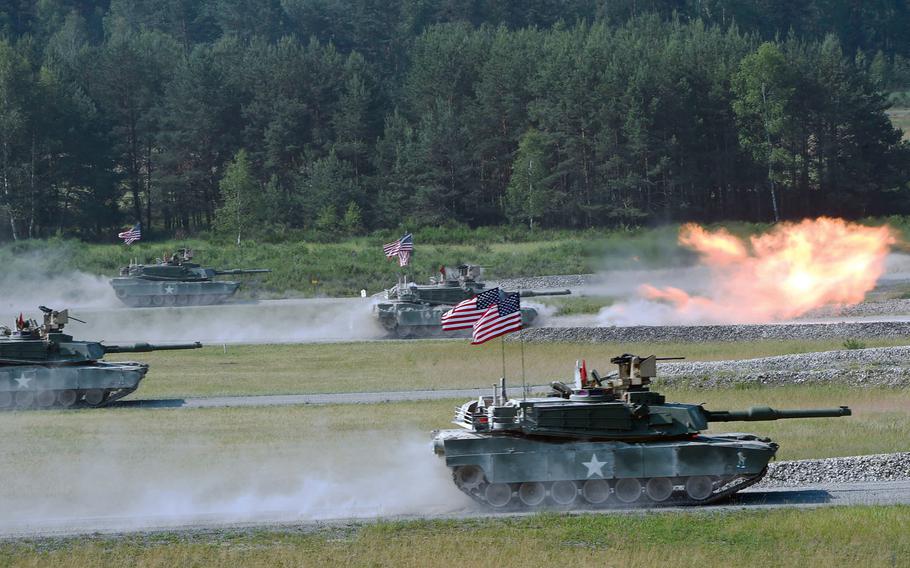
[445,453,492,472]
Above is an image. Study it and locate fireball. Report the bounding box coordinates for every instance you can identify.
[636,218,896,323]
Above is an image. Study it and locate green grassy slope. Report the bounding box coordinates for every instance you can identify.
[4,217,909,297]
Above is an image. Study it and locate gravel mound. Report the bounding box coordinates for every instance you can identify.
[652,346,910,388]
[803,298,910,318]
[492,273,598,290]
[760,452,910,487]
[518,322,910,343]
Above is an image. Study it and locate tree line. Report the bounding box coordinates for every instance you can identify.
[1,0,910,241]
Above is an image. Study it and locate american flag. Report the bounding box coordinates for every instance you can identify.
[471,292,522,345]
[383,233,413,267]
[441,288,501,330]
[118,223,142,245]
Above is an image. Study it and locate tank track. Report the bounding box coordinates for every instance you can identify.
[0,387,138,411]
[118,294,231,308]
[450,466,769,510]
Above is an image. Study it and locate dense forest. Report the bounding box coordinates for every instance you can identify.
[1,0,910,241]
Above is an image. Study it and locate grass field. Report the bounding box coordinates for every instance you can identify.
[0,386,906,465]
[109,338,910,399]
[1,506,907,567]
[0,386,904,551]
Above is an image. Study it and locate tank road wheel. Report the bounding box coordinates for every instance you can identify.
[518,482,547,507]
[150,296,164,307]
[83,389,107,407]
[549,480,578,506]
[175,295,190,306]
[685,476,714,501]
[581,479,610,505]
[14,391,35,409]
[35,390,56,408]
[57,390,78,408]
[645,478,675,503]
[614,478,643,504]
[163,295,177,307]
[453,466,485,491]
[484,483,513,508]
[0,391,12,409]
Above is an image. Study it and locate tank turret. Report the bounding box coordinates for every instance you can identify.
[373,264,572,338]
[432,354,851,509]
[110,248,271,307]
[0,307,202,409]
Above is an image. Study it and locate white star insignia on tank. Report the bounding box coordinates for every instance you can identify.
[582,454,606,478]
[14,376,32,388]
[736,451,747,470]
[164,285,176,294]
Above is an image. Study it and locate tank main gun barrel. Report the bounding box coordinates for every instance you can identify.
[518,289,571,298]
[212,268,271,275]
[705,405,851,422]
[103,341,203,353]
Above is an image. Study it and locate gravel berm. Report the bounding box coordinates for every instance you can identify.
[492,273,598,290]
[517,322,910,343]
[760,452,910,487]
[652,345,910,388]
[803,298,910,318]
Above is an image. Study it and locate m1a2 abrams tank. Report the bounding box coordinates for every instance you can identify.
[0,307,201,409]
[373,265,571,337]
[110,248,270,307]
[433,354,851,509]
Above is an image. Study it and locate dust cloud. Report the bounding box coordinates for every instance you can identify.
[0,248,120,312]
[0,246,387,343]
[0,298,385,344]
[0,432,469,534]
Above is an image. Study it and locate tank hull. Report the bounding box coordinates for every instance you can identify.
[110,278,240,307]
[374,303,540,338]
[433,429,774,508]
[0,361,149,409]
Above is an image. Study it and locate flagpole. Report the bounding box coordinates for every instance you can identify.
[520,325,527,400]
[501,335,506,381]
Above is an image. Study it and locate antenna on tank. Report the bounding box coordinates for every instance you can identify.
[519,286,527,400]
